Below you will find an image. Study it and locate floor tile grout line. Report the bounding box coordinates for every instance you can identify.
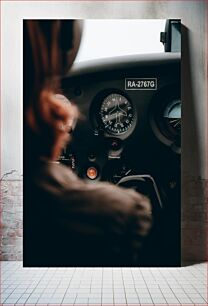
[122,268,128,305]
[60,266,77,304]
[139,268,154,305]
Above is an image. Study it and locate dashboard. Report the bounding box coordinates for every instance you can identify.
[60,53,181,266]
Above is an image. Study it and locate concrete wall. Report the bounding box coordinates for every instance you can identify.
[0,1,207,264]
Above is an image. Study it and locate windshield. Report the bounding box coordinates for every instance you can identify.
[75,19,166,63]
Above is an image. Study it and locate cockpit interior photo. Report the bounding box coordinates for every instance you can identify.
[23,19,181,267]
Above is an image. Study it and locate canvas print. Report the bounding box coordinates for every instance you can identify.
[23,19,181,267]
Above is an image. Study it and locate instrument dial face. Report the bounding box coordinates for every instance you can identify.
[164,99,181,135]
[100,93,134,135]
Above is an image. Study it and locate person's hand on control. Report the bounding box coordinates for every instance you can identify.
[26,90,79,160]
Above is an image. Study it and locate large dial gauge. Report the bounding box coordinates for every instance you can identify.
[100,93,134,135]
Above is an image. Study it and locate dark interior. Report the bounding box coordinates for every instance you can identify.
[60,52,181,266]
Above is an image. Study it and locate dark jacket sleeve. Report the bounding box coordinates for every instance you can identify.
[26,162,152,266]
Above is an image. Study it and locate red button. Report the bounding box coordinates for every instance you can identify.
[87,167,98,180]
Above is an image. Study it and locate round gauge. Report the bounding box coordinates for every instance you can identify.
[100,93,134,135]
[164,99,181,135]
[149,84,181,152]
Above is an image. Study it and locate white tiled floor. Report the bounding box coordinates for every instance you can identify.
[0,262,207,305]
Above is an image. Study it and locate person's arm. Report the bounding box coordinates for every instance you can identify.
[34,162,152,265]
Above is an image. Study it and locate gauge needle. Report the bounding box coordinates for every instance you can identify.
[108,112,118,121]
[118,112,122,125]
[107,100,127,127]
[115,112,118,124]
[173,120,181,127]
[118,104,127,117]
[109,101,127,116]
[115,112,122,126]
[169,118,179,122]
[109,103,117,115]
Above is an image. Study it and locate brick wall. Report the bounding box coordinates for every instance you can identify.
[181,177,208,264]
[0,176,23,261]
[0,174,207,264]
